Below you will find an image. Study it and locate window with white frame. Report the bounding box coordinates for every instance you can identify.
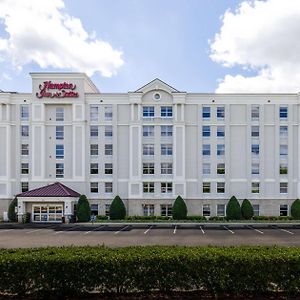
[161,144,173,155]
[90,126,98,138]
[203,182,211,193]
[280,182,288,194]
[202,126,210,137]
[143,144,154,155]
[217,204,225,216]
[21,182,29,192]
[21,125,29,137]
[161,125,172,137]
[161,163,172,175]
[202,144,210,156]
[90,105,99,121]
[105,204,110,216]
[280,126,288,138]
[21,105,29,120]
[252,144,259,155]
[161,182,172,194]
[161,106,172,117]
[251,126,259,137]
[279,162,288,175]
[90,204,98,216]
[56,126,64,140]
[161,204,172,217]
[143,163,155,175]
[253,204,260,216]
[143,204,154,216]
[90,163,99,175]
[251,182,260,193]
[90,144,98,156]
[202,163,210,175]
[217,144,225,156]
[143,182,154,193]
[105,182,113,193]
[143,126,154,137]
[105,163,113,174]
[217,126,225,137]
[56,163,64,178]
[280,106,288,119]
[217,163,225,175]
[251,105,259,120]
[280,145,288,157]
[143,106,154,117]
[217,182,225,193]
[203,204,210,217]
[56,107,64,121]
[217,106,225,119]
[280,204,288,216]
[105,144,113,155]
[21,163,29,174]
[56,144,64,159]
[90,182,98,193]
[105,125,113,137]
[252,163,260,175]
[21,144,29,156]
[202,106,210,119]
[105,106,113,120]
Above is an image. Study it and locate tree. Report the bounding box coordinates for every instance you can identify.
[241,199,254,220]
[291,199,300,220]
[110,196,126,220]
[172,196,188,220]
[226,196,241,220]
[8,197,18,222]
[76,195,91,222]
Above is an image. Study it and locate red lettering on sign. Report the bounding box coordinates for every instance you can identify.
[36,81,79,98]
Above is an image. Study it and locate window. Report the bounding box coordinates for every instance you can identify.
[252,163,260,175]
[21,182,29,192]
[161,125,172,137]
[143,163,155,175]
[217,106,225,119]
[56,126,64,140]
[217,182,225,193]
[217,144,225,156]
[105,125,113,137]
[279,163,288,175]
[105,163,113,174]
[105,204,110,216]
[56,163,64,178]
[90,126,98,138]
[161,144,173,155]
[143,126,154,137]
[21,105,29,120]
[161,204,172,217]
[280,145,288,157]
[90,144,98,156]
[217,204,225,216]
[161,182,172,194]
[56,107,64,121]
[280,106,288,119]
[217,126,225,137]
[143,182,154,193]
[90,204,98,216]
[202,126,210,137]
[105,182,113,193]
[253,204,260,216]
[90,163,99,175]
[56,145,64,159]
[143,204,154,216]
[280,126,288,138]
[90,182,98,193]
[203,182,211,193]
[217,163,225,175]
[202,107,210,119]
[161,106,172,117]
[252,144,259,155]
[105,144,113,155]
[280,204,288,216]
[203,204,210,217]
[202,163,210,175]
[161,163,172,175]
[252,182,260,193]
[21,125,29,137]
[21,163,29,174]
[251,126,259,137]
[143,106,154,117]
[280,182,288,194]
[202,144,210,156]
[143,144,154,155]
[90,105,99,121]
[251,105,259,120]
[21,144,29,156]
[105,106,113,120]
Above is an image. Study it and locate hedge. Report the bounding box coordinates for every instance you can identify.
[1,246,300,297]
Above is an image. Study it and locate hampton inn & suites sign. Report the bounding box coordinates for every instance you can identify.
[36,81,79,98]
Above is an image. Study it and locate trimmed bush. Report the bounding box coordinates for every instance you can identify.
[76,195,91,222]
[172,196,187,220]
[291,199,300,220]
[8,197,18,222]
[110,195,126,220]
[241,199,254,220]
[226,196,241,220]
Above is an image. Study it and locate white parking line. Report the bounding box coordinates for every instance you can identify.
[173,225,177,234]
[84,225,105,235]
[199,226,205,234]
[144,225,153,234]
[279,228,294,235]
[114,225,130,235]
[25,229,44,234]
[53,226,77,235]
[247,225,264,234]
[223,225,234,234]
[0,229,13,233]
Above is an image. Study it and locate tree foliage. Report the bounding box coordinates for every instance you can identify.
[76,195,91,222]
[8,197,18,222]
[241,199,254,220]
[291,199,300,220]
[226,196,241,220]
[110,196,126,220]
[172,196,188,220]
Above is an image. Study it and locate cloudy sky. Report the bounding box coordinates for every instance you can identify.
[0,0,299,93]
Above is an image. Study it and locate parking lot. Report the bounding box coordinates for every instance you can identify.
[1,223,300,248]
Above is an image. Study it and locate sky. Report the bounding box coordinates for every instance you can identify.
[0,0,300,93]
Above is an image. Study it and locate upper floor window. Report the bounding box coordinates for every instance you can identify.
[252,163,260,175]
[161,106,172,118]
[217,182,225,193]
[90,163,99,175]
[56,144,64,159]
[56,163,64,178]
[90,144,98,156]
[105,182,113,193]
[90,126,98,138]
[217,106,225,119]
[280,182,288,194]
[56,107,64,121]
[280,106,288,119]
[217,163,225,175]
[143,106,154,118]
[161,182,172,194]
[202,163,210,175]
[21,105,29,120]
[202,106,210,119]
[252,182,260,193]
[280,126,288,138]
[161,125,172,137]
[161,144,173,155]
[21,163,29,174]
[105,106,113,120]
[105,125,113,137]
[202,144,210,156]
[251,126,259,137]
[161,163,173,175]
[217,126,225,137]
[105,163,113,175]
[90,106,99,121]
[105,144,113,155]
[217,144,225,156]
[143,163,155,175]
[280,145,288,157]
[56,126,64,140]
[143,126,154,137]
[280,162,288,175]
[143,182,154,193]
[21,182,29,193]
[90,182,98,193]
[252,144,259,155]
[203,182,211,193]
[251,105,259,120]
[143,144,154,156]
[21,144,29,156]
[202,126,210,137]
[21,125,29,137]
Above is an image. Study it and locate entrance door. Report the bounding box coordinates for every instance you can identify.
[32,205,63,222]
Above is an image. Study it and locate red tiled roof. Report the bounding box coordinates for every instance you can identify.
[17,182,80,197]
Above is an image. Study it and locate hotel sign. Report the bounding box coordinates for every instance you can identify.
[36,81,79,98]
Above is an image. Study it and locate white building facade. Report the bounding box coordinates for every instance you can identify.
[0,72,299,221]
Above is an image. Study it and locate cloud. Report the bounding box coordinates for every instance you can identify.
[0,0,124,77]
[210,0,300,93]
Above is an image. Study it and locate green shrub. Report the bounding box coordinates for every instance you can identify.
[172,196,187,220]
[110,196,126,220]
[76,195,91,222]
[291,199,300,220]
[96,215,108,220]
[226,196,241,220]
[8,197,17,222]
[209,216,226,221]
[241,199,254,220]
[186,216,207,221]
[252,216,293,221]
